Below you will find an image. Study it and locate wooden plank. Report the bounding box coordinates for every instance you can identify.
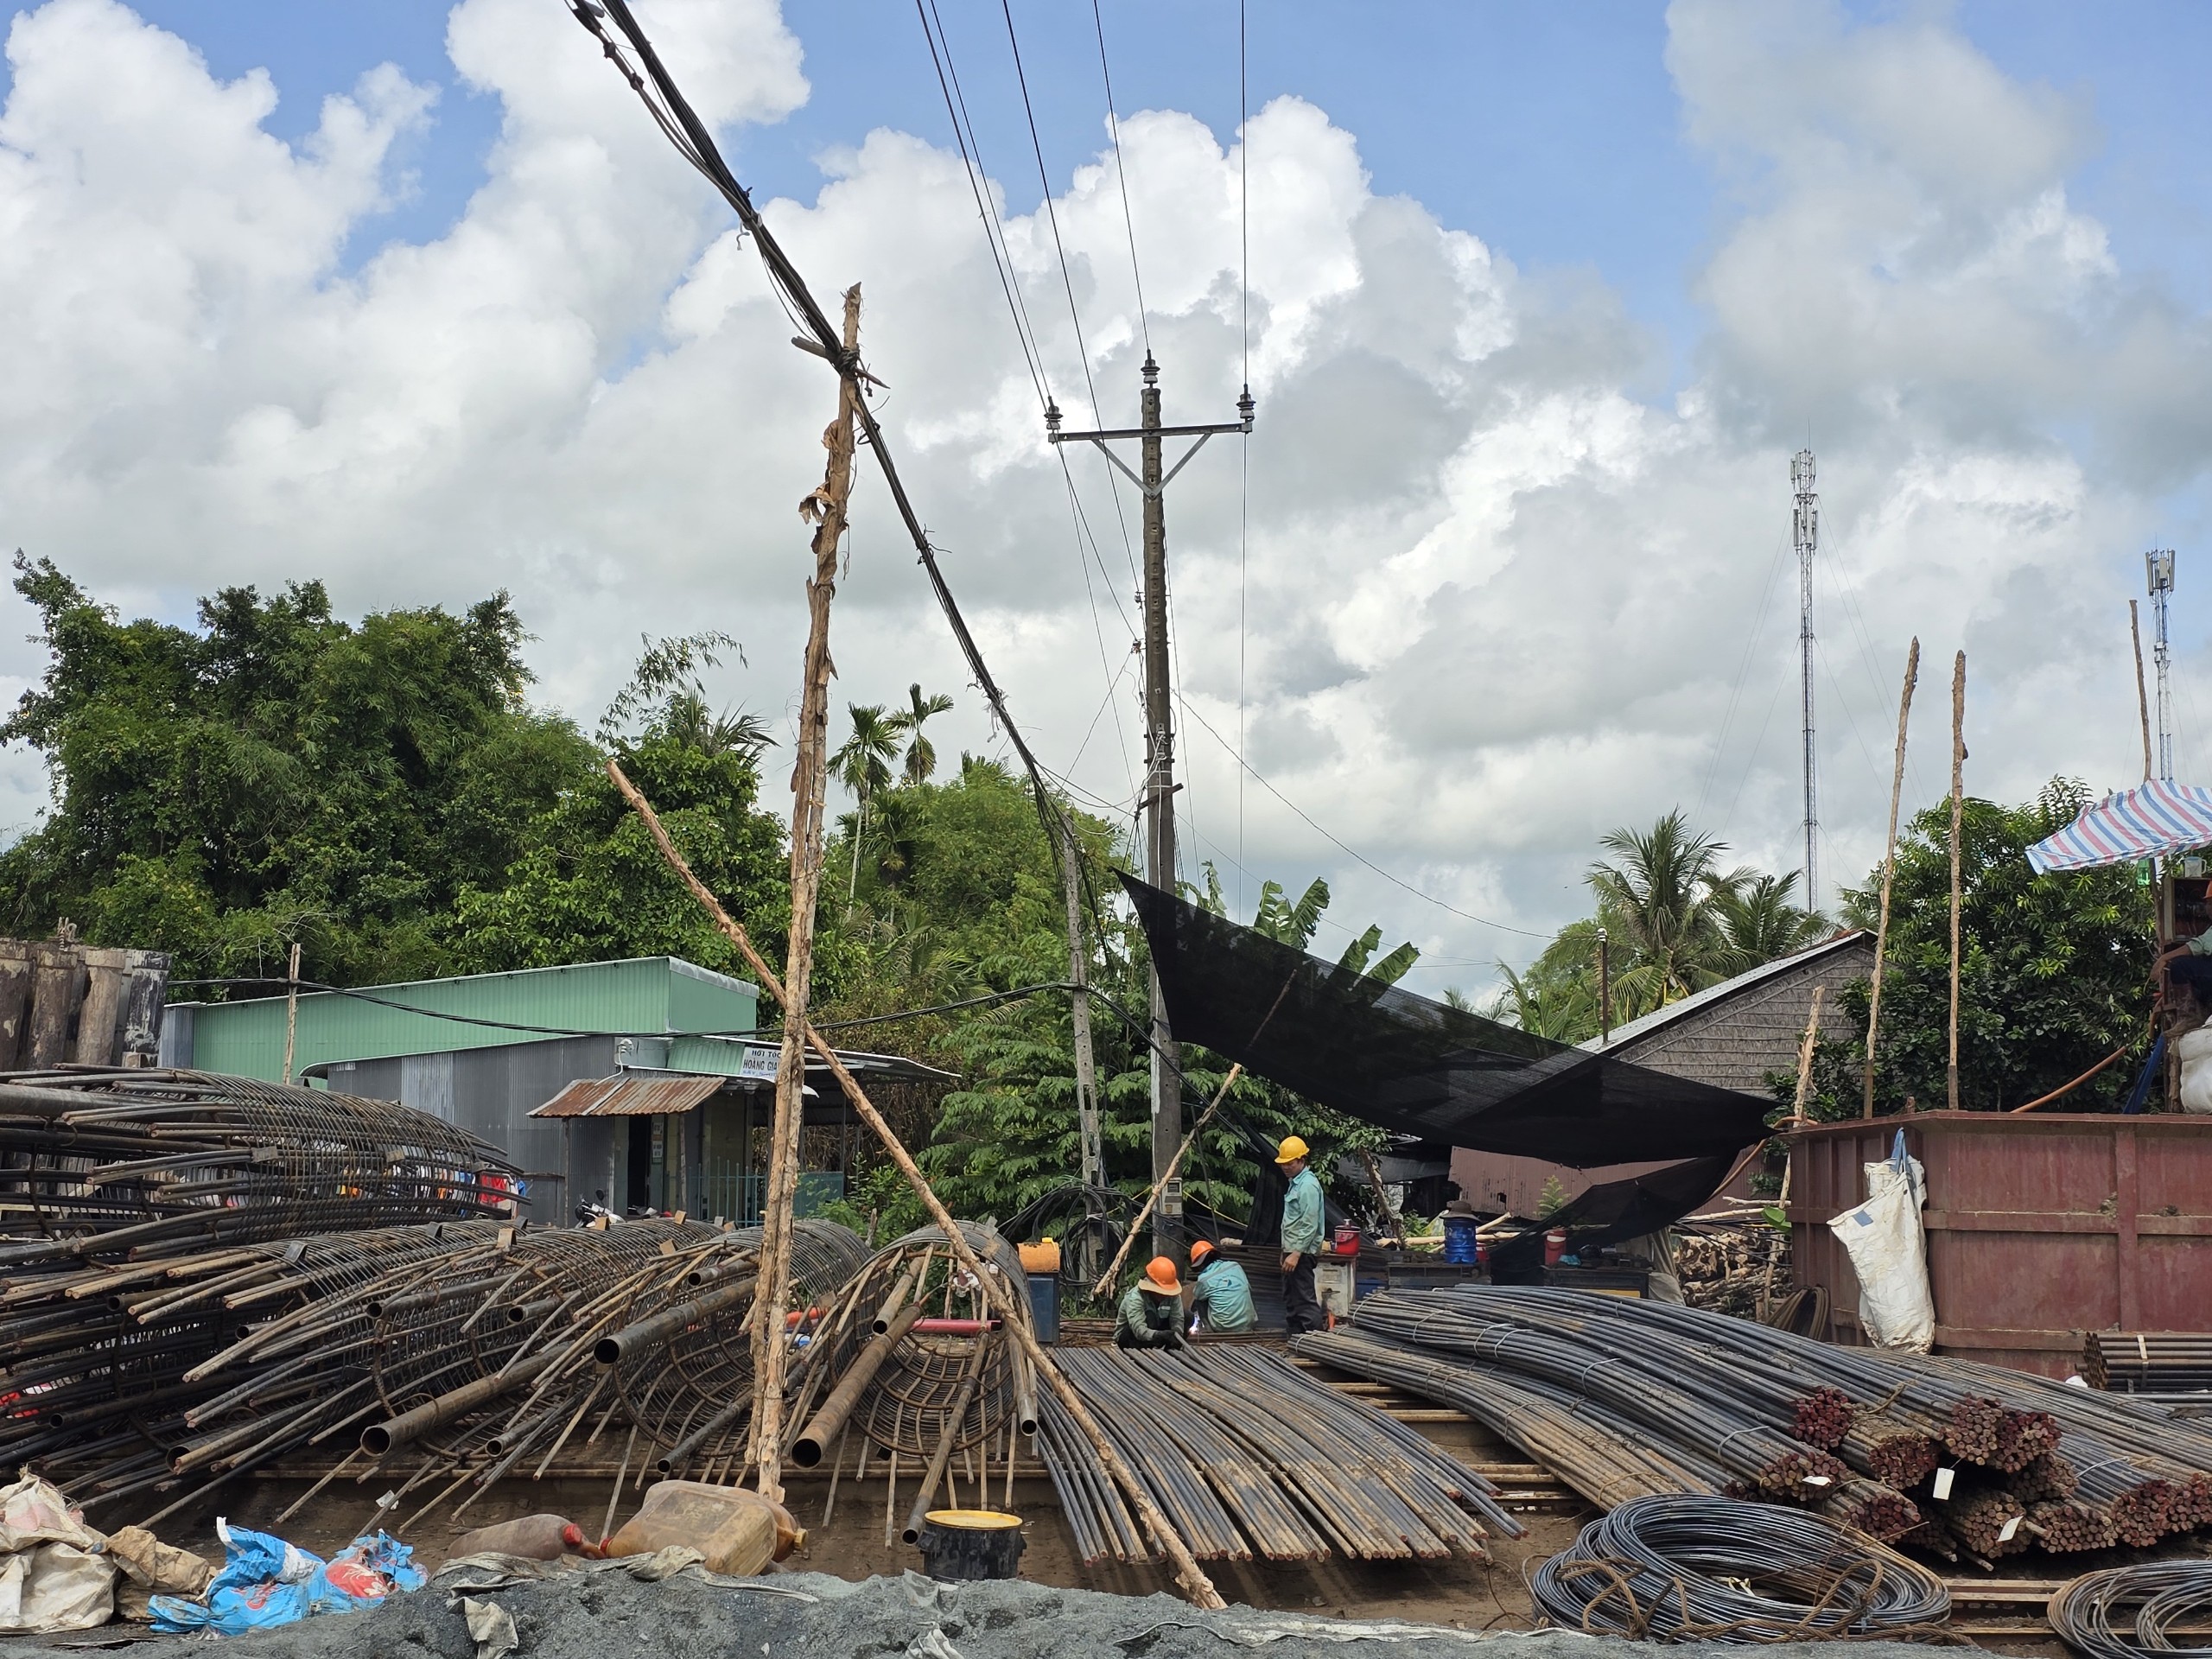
[0,941,32,1070]
[73,949,127,1066]
[24,943,84,1069]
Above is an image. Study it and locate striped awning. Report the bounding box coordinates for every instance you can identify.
[2026,779,2212,874]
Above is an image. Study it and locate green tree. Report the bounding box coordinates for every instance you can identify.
[448,642,792,982]
[0,555,591,985]
[1714,870,1827,973]
[831,703,899,907]
[887,683,955,786]
[1788,780,2154,1117]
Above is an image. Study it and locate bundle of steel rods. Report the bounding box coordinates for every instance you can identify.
[0,1070,518,1265]
[1036,1344,1518,1566]
[2049,1560,2212,1659]
[1306,1286,2212,1565]
[1532,1495,1950,1642]
[2085,1332,2212,1395]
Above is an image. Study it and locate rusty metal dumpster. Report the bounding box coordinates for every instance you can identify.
[1787,1111,2212,1376]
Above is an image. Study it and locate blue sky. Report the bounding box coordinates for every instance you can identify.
[79,2,2212,385]
[6,0,2212,978]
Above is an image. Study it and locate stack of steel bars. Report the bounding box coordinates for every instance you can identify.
[1298,1285,2212,1567]
[5,1206,867,1535]
[2084,1332,2212,1396]
[1035,1344,1522,1566]
[0,1070,518,1264]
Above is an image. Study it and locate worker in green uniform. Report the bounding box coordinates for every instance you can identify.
[1276,1135,1326,1335]
[1114,1256,1189,1351]
[1187,1237,1256,1334]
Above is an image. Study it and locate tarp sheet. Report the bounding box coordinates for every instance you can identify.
[1122,874,1771,1167]
[2026,778,2212,873]
[1484,1154,1738,1278]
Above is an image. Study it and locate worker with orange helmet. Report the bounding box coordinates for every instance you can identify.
[1187,1237,1256,1334]
[1276,1134,1326,1335]
[1113,1255,1189,1351]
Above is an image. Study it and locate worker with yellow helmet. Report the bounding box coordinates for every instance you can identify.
[1113,1255,1189,1351]
[1275,1134,1325,1335]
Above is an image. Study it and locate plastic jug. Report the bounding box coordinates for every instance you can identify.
[606,1482,802,1576]
[448,1514,597,1561]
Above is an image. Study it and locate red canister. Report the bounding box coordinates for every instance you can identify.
[1332,1224,1362,1257]
[1543,1228,1568,1267]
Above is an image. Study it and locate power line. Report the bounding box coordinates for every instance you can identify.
[1169,687,1550,939]
[1089,0,1149,357]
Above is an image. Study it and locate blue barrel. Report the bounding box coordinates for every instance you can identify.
[1027,1271,1060,1344]
[1441,1215,1480,1264]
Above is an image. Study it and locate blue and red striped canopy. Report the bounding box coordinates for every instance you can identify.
[2026,779,2212,873]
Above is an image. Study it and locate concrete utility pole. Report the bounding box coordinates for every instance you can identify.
[1049,356,1251,1262]
[1059,813,1103,1199]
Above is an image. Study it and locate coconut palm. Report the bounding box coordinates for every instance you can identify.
[888,683,955,785]
[664,693,775,761]
[1586,810,1746,1009]
[1713,870,1828,973]
[832,703,899,905]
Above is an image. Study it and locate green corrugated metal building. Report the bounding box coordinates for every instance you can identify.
[160,957,941,1224]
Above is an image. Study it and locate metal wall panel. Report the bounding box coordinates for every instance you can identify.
[1788,1112,2212,1376]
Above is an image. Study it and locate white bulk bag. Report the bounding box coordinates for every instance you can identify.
[1827,1141,1934,1352]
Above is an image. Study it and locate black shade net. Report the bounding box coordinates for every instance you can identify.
[1120,874,1772,1166]
[1484,1153,1739,1279]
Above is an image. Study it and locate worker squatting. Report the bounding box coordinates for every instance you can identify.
[1116,1134,1324,1349]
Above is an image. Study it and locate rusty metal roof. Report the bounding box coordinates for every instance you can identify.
[529,1073,726,1119]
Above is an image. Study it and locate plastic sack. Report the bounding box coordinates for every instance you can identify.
[0,1469,113,1634]
[2176,1022,2212,1114]
[105,1524,213,1624]
[1827,1133,1934,1352]
[149,1521,422,1635]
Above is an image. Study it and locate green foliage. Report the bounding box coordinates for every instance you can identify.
[0,556,591,984]
[1785,780,2153,1117]
[1486,810,1825,1041]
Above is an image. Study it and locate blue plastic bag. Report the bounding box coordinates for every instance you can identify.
[149,1521,422,1635]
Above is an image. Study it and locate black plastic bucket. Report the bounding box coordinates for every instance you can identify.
[916,1509,1025,1580]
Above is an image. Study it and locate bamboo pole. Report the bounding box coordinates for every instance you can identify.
[2133,601,2153,784]
[281,942,301,1084]
[1948,650,1967,1112]
[1789,985,1825,1128]
[1863,638,1920,1119]
[1090,1064,1241,1298]
[751,283,863,1505]
[606,758,1225,1609]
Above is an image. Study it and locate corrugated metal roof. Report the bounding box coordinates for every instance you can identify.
[530,1072,726,1118]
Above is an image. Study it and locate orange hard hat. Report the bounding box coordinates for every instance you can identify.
[1140,1255,1182,1295]
[1189,1238,1217,1266]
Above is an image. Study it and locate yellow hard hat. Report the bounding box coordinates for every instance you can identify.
[1274,1135,1310,1165]
[1140,1255,1182,1296]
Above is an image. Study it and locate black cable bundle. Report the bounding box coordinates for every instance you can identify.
[1531,1495,1950,1643]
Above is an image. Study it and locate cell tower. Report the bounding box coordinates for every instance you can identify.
[1793,449,1820,910]
[2149,549,2177,781]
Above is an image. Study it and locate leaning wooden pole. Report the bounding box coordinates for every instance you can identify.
[1863,637,1920,1119]
[752,283,863,1503]
[605,760,1226,1610]
[1090,1064,1243,1299]
[1947,650,1967,1113]
[2132,600,2153,784]
[1789,985,1825,1128]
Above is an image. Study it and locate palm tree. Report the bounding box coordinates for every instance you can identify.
[832,703,899,906]
[1713,870,1828,973]
[664,693,776,761]
[1586,810,1743,1009]
[888,683,954,785]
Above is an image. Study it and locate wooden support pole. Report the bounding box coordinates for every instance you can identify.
[605,758,1225,1610]
[1948,650,1967,1113]
[1864,638,1920,1119]
[1789,985,1825,1128]
[1090,1064,1242,1299]
[1058,812,1103,1195]
[2132,600,2153,784]
[282,942,302,1084]
[752,283,863,1504]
